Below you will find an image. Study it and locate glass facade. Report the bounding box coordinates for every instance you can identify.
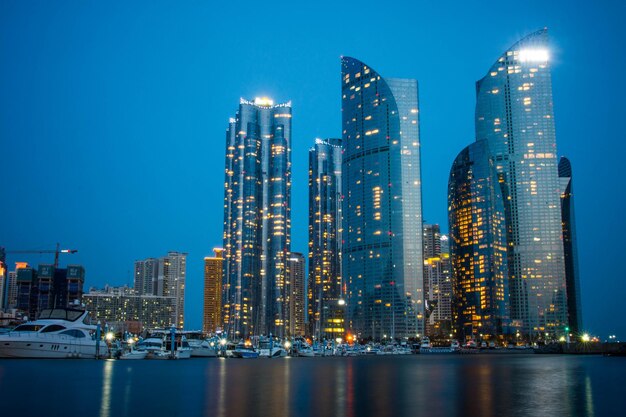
[341,57,424,340]
[449,29,568,338]
[559,157,582,334]
[308,138,344,340]
[222,98,292,338]
[448,141,510,340]
[423,224,453,338]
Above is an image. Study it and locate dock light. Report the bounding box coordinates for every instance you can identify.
[284,341,291,349]
[582,333,590,342]
[127,338,135,345]
[220,338,227,346]
[559,336,565,342]
[338,299,346,306]
[336,338,342,344]
[210,342,215,347]
[105,332,114,342]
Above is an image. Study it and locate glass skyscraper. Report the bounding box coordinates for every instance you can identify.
[559,157,582,334]
[308,138,344,340]
[449,29,571,339]
[222,97,292,338]
[341,57,424,340]
[448,141,510,340]
[423,224,453,338]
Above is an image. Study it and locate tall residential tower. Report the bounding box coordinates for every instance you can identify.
[559,157,582,334]
[222,97,292,338]
[204,248,224,335]
[449,29,574,339]
[341,57,424,340]
[308,138,344,340]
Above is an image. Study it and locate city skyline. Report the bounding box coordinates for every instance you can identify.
[1,1,624,338]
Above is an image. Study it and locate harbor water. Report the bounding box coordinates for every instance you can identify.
[0,354,623,416]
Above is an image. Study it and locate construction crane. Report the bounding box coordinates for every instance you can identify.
[1,243,78,268]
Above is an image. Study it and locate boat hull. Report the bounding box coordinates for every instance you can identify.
[191,348,217,358]
[0,340,102,359]
[120,350,148,360]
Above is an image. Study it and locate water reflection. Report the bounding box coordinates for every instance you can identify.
[99,360,113,417]
[0,355,620,417]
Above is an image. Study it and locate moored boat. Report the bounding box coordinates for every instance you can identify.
[232,341,259,358]
[0,308,107,359]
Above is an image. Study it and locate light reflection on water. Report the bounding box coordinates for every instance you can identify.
[99,359,113,417]
[0,355,621,417]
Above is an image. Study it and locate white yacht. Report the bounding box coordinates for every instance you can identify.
[184,332,218,358]
[137,332,192,359]
[257,338,288,358]
[0,308,107,359]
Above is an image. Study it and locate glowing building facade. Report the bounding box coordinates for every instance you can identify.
[222,97,292,338]
[449,29,570,339]
[308,138,344,340]
[134,252,186,328]
[204,248,224,335]
[448,141,510,340]
[341,57,424,340]
[288,252,306,337]
[423,224,453,338]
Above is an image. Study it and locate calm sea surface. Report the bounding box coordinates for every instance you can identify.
[0,354,623,417]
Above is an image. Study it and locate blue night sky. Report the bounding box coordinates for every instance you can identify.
[1,1,624,337]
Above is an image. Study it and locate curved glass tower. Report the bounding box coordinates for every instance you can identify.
[223,97,292,338]
[473,29,567,337]
[341,57,424,340]
[448,141,510,340]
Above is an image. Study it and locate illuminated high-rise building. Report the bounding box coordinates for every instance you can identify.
[203,248,224,335]
[137,252,186,328]
[134,257,158,296]
[158,251,186,329]
[288,252,306,337]
[423,225,453,338]
[341,57,424,340]
[83,285,176,331]
[222,97,292,338]
[449,29,570,339]
[559,157,582,334]
[448,141,511,340]
[308,138,344,340]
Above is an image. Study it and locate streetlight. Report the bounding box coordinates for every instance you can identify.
[581,333,590,342]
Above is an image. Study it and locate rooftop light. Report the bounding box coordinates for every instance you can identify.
[254,97,274,106]
[518,49,549,63]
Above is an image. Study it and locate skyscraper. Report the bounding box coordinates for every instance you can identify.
[222,97,292,338]
[308,138,343,340]
[449,29,570,339]
[134,257,158,296]
[158,251,186,329]
[423,224,453,338]
[448,141,510,340]
[341,57,424,340]
[204,248,224,335]
[136,252,186,328]
[559,157,582,334]
[288,252,306,337]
